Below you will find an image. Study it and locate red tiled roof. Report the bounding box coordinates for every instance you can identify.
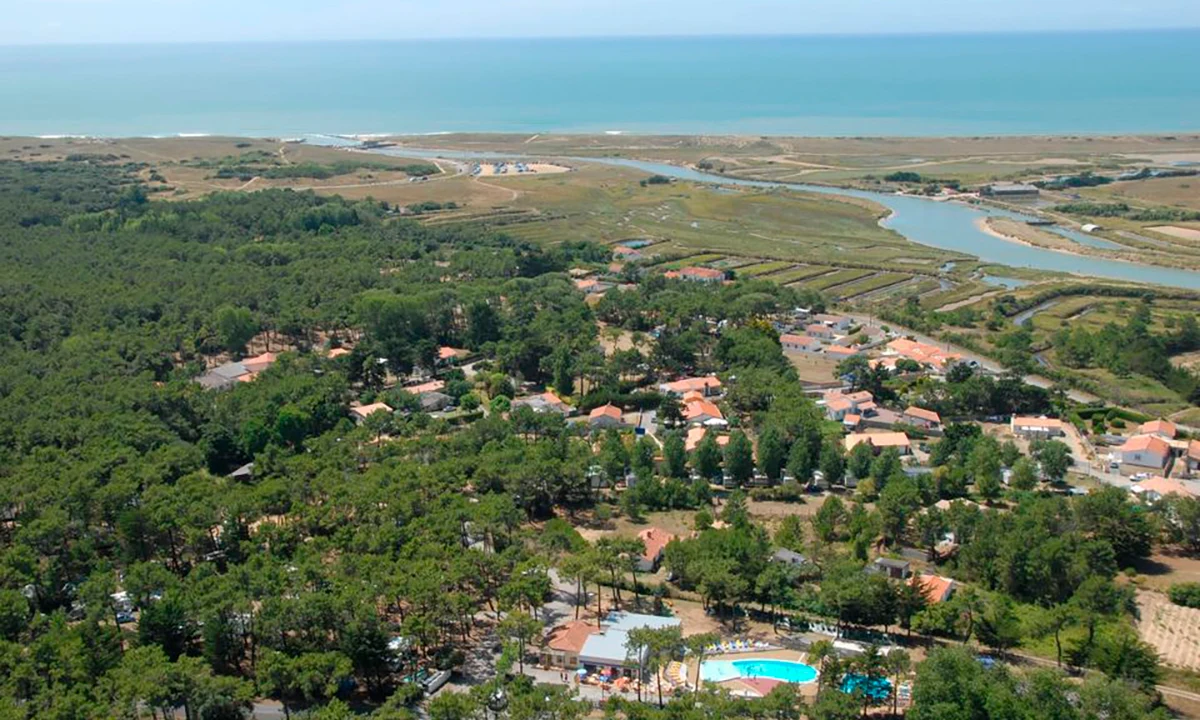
[438,346,469,361]
[679,266,725,279]
[1135,476,1196,499]
[663,376,722,394]
[684,399,723,421]
[406,380,445,395]
[1119,434,1171,456]
[780,333,819,346]
[589,403,623,421]
[1140,419,1177,438]
[908,574,955,603]
[904,406,942,424]
[546,620,596,654]
[638,527,677,562]
[352,402,393,419]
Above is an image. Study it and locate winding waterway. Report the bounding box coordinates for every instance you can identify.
[356,141,1200,291]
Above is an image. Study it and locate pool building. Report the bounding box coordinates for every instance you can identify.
[542,612,681,678]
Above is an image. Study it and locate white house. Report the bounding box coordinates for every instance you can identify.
[1117,434,1171,476]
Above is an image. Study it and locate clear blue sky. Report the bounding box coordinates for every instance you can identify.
[7,0,1200,45]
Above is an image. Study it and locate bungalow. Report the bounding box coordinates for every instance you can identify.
[812,313,852,332]
[1010,416,1065,439]
[636,528,676,573]
[844,431,911,455]
[780,333,823,353]
[612,245,644,261]
[678,266,727,283]
[825,396,855,422]
[805,324,836,340]
[405,379,446,396]
[825,345,861,360]
[1132,476,1197,503]
[574,278,612,295]
[351,402,393,424]
[512,391,574,416]
[195,352,279,390]
[541,620,594,670]
[684,399,725,425]
[588,403,626,430]
[885,338,964,372]
[660,376,722,397]
[869,557,911,580]
[685,426,729,452]
[1117,434,1171,475]
[1140,419,1178,439]
[418,391,454,412]
[902,406,942,430]
[436,346,471,366]
[908,574,956,604]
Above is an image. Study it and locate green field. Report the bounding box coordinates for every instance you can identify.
[658,253,726,269]
[736,261,793,277]
[772,265,836,284]
[803,268,874,291]
[832,272,913,299]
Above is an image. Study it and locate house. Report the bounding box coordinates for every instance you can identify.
[780,333,823,353]
[636,528,676,572]
[805,324,835,340]
[1010,416,1065,438]
[241,352,277,375]
[578,612,683,676]
[588,403,626,430]
[575,278,612,295]
[842,413,862,430]
[1132,476,1197,503]
[1140,419,1178,439]
[351,402,393,423]
[884,338,965,372]
[1117,434,1171,475]
[1185,440,1200,477]
[541,620,595,669]
[869,557,911,580]
[844,431,911,455]
[436,346,471,366]
[812,313,852,332]
[771,549,809,567]
[612,245,644,261]
[512,391,573,416]
[902,406,942,430]
[980,182,1039,198]
[660,376,722,397]
[825,345,861,359]
[678,266,726,283]
[405,379,446,396]
[683,399,725,425]
[418,391,454,412]
[908,574,956,604]
[685,426,730,452]
[326,347,352,359]
[825,395,855,422]
[195,352,279,390]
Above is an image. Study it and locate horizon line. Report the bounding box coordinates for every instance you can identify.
[2,26,1199,48]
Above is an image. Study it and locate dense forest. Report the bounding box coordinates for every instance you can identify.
[0,160,1185,720]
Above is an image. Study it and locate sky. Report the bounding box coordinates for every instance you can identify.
[6,0,1200,45]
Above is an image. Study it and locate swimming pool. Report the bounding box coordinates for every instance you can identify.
[700,659,819,684]
[841,673,891,700]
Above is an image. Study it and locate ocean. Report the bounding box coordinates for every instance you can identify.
[2,31,1198,137]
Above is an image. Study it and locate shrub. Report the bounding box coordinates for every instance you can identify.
[1169,582,1200,609]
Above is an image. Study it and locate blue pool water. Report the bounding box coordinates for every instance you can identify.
[701,659,819,684]
[841,674,892,700]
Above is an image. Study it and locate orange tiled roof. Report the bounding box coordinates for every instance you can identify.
[546,620,596,654]
[589,403,623,421]
[638,527,677,562]
[1119,434,1171,456]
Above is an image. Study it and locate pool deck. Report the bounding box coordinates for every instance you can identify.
[684,649,819,699]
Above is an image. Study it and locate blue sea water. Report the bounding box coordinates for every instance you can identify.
[2,31,1198,137]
